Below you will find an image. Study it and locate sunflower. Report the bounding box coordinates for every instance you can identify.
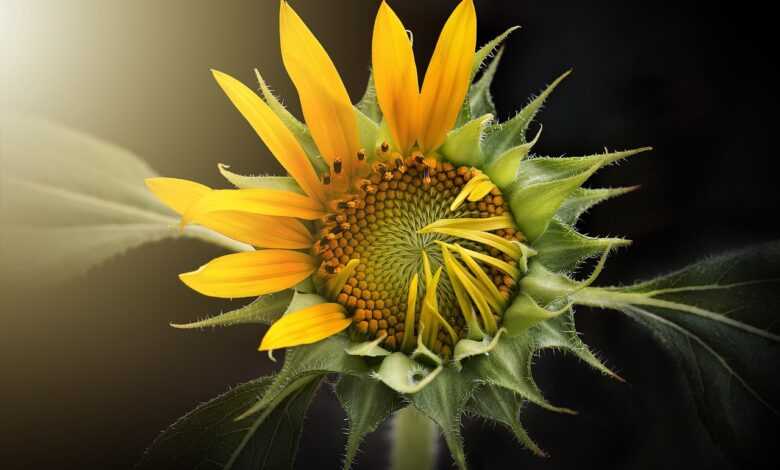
[146,0,527,359]
[144,1,651,465]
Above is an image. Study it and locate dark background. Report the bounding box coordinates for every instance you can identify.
[1,0,778,469]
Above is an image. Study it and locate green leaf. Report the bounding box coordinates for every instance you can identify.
[466,333,575,415]
[357,72,382,123]
[571,242,780,463]
[466,384,546,457]
[411,366,476,470]
[555,186,639,226]
[240,335,368,418]
[483,70,569,156]
[336,375,403,470]
[171,290,295,329]
[0,117,246,285]
[217,163,304,193]
[254,69,327,172]
[469,47,504,118]
[533,219,631,273]
[137,375,321,470]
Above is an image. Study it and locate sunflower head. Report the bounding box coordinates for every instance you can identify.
[146,1,649,466]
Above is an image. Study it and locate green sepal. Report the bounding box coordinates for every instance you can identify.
[508,161,600,242]
[344,334,392,357]
[440,114,492,167]
[239,335,368,419]
[410,366,477,470]
[170,290,294,329]
[466,333,576,415]
[355,106,380,157]
[336,375,403,470]
[254,69,327,172]
[356,71,382,123]
[483,70,569,156]
[503,293,571,335]
[484,124,542,189]
[466,384,547,457]
[136,374,321,470]
[453,329,505,369]
[556,186,639,226]
[520,248,613,305]
[530,310,622,381]
[469,47,504,118]
[533,219,631,273]
[373,352,443,394]
[218,163,304,193]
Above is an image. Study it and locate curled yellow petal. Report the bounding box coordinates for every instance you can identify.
[179,249,316,298]
[211,69,324,201]
[419,0,477,152]
[279,1,360,175]
[145,177,210,215]
[372,1,419,153]
[422,214,514,232]
[420,226,522,260]
[182,188,327,223]
[259,303,351,351]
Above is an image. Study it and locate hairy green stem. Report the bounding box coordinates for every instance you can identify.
[391,406,438,470]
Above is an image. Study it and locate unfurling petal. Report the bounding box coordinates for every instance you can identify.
[419,0,477,152]
[179,249,316,298]
[145,177,209,214]
[182,188,327,223]
[279,1,360,175]
[194,212,313,249]
[372,1,419,153]
[211,69,324,202]
[259,302,351,351]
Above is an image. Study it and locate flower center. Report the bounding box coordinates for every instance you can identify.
[316,159,522,358]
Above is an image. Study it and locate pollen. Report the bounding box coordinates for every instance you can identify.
[316,159,522,359]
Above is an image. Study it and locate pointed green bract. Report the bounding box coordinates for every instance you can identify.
[373,352,443,394]
[410,366,476,470]
[171,290,295,329]
[218,163,305,193]
[466,384,546,457]
[284,291,327,314]
[556,186,639,226]
[239,336,368,419]
[472,26,521,79]
[469,47,504,118]
[503,293,570,335]
[254,69,326,172]
[484,70,570,155]
[357,72,382,123]
[355,106,380,157]
[484,125,542,189]
[336,375,403,470]
[533,219,631,273]
[466,333,575,415]
[440,114,492,167]
[509,161,601,242]
[530,310,621,380]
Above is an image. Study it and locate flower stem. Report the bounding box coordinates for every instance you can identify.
[391,406,438,470]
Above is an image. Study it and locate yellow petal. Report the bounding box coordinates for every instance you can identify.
[182,188,327,223]
[401,273,419,352]
[420,226,522,260]
[145,177,210,215]
[259,303,351,351]
[419,0,477,151]
[279,1,360,175]
[211,69,324,201]
[422,214,514,232]
[193,212,313,249]
[372,1,419,153]
[179,249,316,298]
